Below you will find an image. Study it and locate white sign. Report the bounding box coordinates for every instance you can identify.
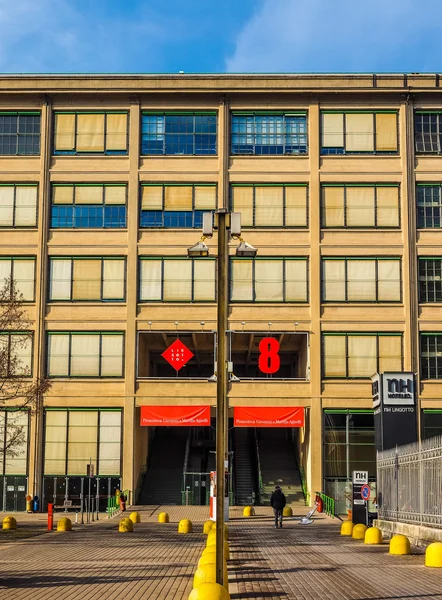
[352,471,368,485]
[382,372,415,406]
[372,373,381,408]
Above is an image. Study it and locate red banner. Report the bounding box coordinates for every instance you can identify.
[234,406,304,428]
[140,405,210,427]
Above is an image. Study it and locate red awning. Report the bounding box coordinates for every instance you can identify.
[140,405,210,427]
[234,406,304,428]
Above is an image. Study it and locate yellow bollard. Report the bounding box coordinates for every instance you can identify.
[425,542,442,567]
[203,520,214,534]
[188,582,230,600]
[242,506,254,517]
[129,511,141,524]
[340,521,354,536]
[198,554,227,569]
[57,517,72,532]
[2,516,17,530]
[202,544,230,561]
[389,534,411,555]
[178,518,193,533]
[352,523,368,540]
[364,527,383,545]
[194,564,228,590]
[158,512,170,523]
[119,517,134,532]
[283,506,293,517]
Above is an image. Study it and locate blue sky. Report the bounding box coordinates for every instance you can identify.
[0,0,441,73]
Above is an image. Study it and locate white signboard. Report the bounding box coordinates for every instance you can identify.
[352,471,368,485]
[382,372,415,406]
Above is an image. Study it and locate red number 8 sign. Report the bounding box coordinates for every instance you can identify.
[258,337,280,374]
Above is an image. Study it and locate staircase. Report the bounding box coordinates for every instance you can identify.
[138,429,188,505]
[234,428,256,505]
[258,429,304,505]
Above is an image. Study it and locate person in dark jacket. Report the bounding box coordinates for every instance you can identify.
[270,485,286,528]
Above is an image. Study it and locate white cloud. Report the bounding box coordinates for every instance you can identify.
[225,0,442,73]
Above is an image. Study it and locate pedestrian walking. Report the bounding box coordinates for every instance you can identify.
[270,485,286,528]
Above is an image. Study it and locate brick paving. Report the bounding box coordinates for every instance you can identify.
[0,505,441,599]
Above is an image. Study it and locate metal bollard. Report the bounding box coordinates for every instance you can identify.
[48,503,54,531]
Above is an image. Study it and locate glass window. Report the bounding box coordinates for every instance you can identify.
[51,184,127,229]
[53,112,128,155]
[421,334,442,379]
[321,111,398,154]
[322,258,401,302]
[230,184,307,227]
[0,112,40,155]
[0,257,35,301]
[422,410,442,439]
[47,332,124,378]
[139,258,216,302]
[230,258,308,302]
[0,185,38,227]
[321,185,399,228]
[322,333,403,378]
[0,410,29,476]
[417,185,442,228]
[419,259,442,303]
[49,257,125,302]
[231,112,307,155]
[414,112,442,154]
[141,112,217,155]
[0,332,33,376]
[140,184,216,228]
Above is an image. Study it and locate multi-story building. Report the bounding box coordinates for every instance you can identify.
[1,73,442,512]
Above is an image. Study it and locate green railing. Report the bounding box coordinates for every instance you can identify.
[107,489,130,519]
[318,492,335,518]
[299,466,310,506]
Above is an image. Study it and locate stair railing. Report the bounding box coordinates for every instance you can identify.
[181,434,191,504]
[317,492,335,518]
[299,466,310,506]
[254,430,264,505]
[134,464,147,504]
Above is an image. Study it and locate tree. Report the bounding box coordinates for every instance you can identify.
[0,276,51,460]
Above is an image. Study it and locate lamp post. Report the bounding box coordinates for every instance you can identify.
[188,210,256,586]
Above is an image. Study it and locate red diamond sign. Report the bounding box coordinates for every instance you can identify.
[162,339,194,372]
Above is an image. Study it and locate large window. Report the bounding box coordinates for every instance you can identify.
[53,112,128,155]
[322,333,402,378]
[0,332,33,376]
[0,410,29,475]
[322,257,401,302]
[417,184,442,228]
[0,112,40,155]
[230,257,308,302]
[139,258,216,302]
[421,410,442,439]
[44,409,121,476]
[47,332,124,378]
[419,258,442,303]
[0,257,35,301]
[230,184,308,227]
[140,184,216,228]
[49,257,126,302]
[231,111,307,155]
[0,184,38,227]
[421,334,442,379]
[51,184,127,229]
[141,112,217,155]
[321,184,400,228]
[321,111,398,155]
[414,112,442,154]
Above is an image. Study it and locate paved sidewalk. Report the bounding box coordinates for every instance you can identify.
[0,505,441,599]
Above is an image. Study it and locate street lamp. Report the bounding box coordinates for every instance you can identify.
[187,209,256,586]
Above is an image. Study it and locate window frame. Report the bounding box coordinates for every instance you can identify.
[0,111,41,156]
[321,110,399,155]
[140,183,217,229]
[50,183,127,229]
[0,183,38,228]
[0,409,30,476]
[48,256,127,303]
[46,332,125,379]
[416,184,442,229]
[418,258,442,303]
[229,256,309,303]
[420,333,442,380]
[414,111,442,155]
[141,111,218,156]
[231,111,308,156]
[320,183,401,229]
[321,256,402,303]
[138,257,217,303]
[53,111,129,156]
[0,331,34,377]
[322,332,403,379]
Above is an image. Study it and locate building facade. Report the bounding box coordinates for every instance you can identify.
[1,73,442,511]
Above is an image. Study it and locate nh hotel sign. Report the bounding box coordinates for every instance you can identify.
[372,372,418,451]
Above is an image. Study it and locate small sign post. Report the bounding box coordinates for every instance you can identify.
[352,470,369,526]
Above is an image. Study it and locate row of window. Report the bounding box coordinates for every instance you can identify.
[3,182,442,230]
[5,109,442,156]
[4,331,442,380]
[5,256,442,305]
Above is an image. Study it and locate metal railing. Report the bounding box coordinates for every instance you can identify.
[377,434,442,528]
[299,466,310,506]
[134,464,147,505]
[107,489,130,518]
[318,492,335,518]
[254,430,263,505]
